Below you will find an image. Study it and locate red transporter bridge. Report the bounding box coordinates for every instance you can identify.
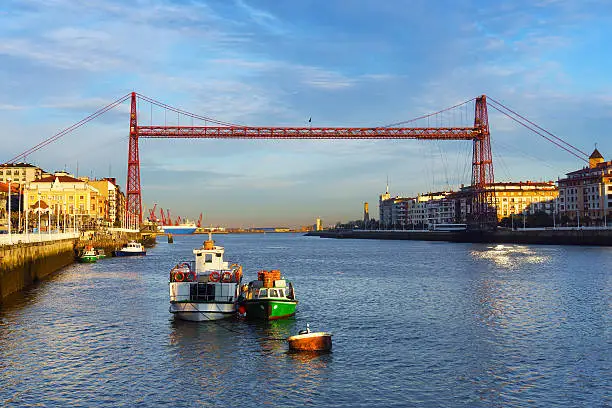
[127,92,495,229]
[5,91,588,231]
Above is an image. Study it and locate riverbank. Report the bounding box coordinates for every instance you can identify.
[0,238,76,302]
[1,230,154,302]
[307,228,612,246]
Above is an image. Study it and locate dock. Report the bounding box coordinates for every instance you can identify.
[307,227,612,246]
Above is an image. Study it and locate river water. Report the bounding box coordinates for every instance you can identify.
[0,234,610,407]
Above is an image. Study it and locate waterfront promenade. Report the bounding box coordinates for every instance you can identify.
[0,232,79,246]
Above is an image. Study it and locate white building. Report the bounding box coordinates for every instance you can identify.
[0,163,44,185]
[557,148,612,223]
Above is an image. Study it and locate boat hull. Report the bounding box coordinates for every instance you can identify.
[161,226,197,235]
[114,250,146,257]
[170,301,236,321]
[287,332,333,352]
[244,299,297,320]
[78,256,97,263]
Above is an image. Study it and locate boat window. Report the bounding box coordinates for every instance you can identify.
[205,254,213,263]
[259,289,268,298]
[196,253,202,257]
[269,289,278,297]
[216,253,221,257]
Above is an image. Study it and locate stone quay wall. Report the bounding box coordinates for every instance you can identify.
[0,239,76,302]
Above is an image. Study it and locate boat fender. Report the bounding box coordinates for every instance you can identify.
[209,271,221,282]
[187,272,196,282]
[174,271,185,282]
[221,271,232,282]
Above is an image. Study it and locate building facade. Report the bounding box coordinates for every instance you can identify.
[25,173,107,230]
[89,177,124,227]
[379,181,558,229]
[491,181,558,221]
[557,149,612,224]
[0,163,44,185]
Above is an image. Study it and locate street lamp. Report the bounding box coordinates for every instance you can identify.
[7,177,11,243]
[25,185,29,238]
[37,191,41,236]
[17,183,21,234]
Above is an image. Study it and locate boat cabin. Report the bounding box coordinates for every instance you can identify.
[247,279,295,300]
[193,238,229,273]
[125,241,144,250]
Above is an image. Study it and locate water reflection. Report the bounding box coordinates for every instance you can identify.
[470,244,549,268]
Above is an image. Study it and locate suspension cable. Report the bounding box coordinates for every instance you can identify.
[488,103,588,163]
[3,93,132,164]
[384,97,477,127]
[488,97,588,158]
[136,93,244,127]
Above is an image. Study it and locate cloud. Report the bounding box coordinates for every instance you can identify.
[2,0,612,225]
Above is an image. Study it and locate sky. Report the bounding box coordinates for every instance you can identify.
[1,0,612,227]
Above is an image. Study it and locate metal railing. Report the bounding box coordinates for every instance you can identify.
[0,232,79,246]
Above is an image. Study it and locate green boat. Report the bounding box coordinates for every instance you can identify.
[79,247,98,263]
[241,270,297,320]
[96,249,106,259]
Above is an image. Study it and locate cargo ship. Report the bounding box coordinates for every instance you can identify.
[160,223,197,235]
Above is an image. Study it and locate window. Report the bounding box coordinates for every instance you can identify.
[205,254,213,263]
[269,289,278,297]
[259,289,268,298]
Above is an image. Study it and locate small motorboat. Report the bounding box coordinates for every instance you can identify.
[287,324,332,352]
[96,248,106,259]
[114,241,146,257]
[240,269,298,320]
[78,246,98,263]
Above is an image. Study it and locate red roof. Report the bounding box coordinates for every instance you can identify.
[31,175,84,183]
[31,200,49,210]
[0,181,20,193]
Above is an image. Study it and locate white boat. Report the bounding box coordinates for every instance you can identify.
[114,241,146,256]
[169,233,243,321]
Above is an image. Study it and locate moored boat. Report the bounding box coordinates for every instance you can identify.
[240,270,297,320]
[79,246,98,263]
[96,248,106,259]
[169,233,243,321]
[287,324,332,352]
[114,241,146,257]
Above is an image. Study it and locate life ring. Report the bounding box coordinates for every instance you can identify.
[180,262,191,272]
[187,272,196,282]
[221,271,232,282]
[209,271,220,282]
[174,271,185,282]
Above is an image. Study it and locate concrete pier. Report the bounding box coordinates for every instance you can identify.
[307,228,612,246]
[0,238,76,302]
